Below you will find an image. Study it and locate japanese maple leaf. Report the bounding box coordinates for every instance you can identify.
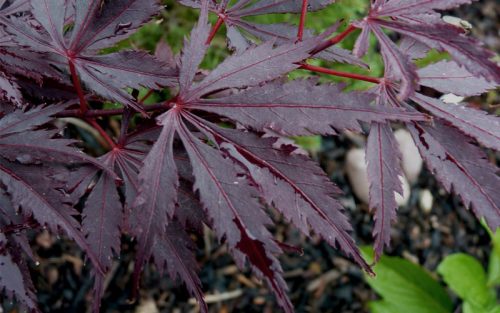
[178,0,364,67]
[0,104,121,276]
[62,124,206,312]
[2,0,177,112]
[0,233,38,312]
[408,120,500,229]
[0,0,41,106]
[363,69,499,258]
[354,0,500,99]
[132,2,430,311]
[417,60,497,96]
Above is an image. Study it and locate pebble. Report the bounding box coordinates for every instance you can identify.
[345,148,370,204]
[345,148,410,207]
[440,93,465,104]
[419,189,434,213]
[394,129,423,183]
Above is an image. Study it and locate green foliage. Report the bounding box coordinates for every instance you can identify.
[438,254,497,313]
[361,247,452,313]
[364,225,500,313]
[293,136,322,154]
[485,223,500,286]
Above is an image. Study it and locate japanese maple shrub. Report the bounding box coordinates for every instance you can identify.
[0,0,498,312]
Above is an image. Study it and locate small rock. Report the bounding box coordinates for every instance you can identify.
[345,148,370,204]
[440,93,465,104]
[395,176,411,207]
[419,189,434,213]
[402,251,419,264]
[46,267,59,286]
[346,148,410,206]
[36,230,55,249]
[394,129,423,183]
[135,299,159,313]
[442,15,473,33]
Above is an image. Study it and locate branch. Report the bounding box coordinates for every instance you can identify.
[68,60,88,114]
[86,118,117,149]
[297,0,309,41]
[300,63,381,84]
[206,16,224,45]
[310,24,357,55]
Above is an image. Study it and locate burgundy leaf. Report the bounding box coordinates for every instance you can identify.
[185,113,372,272]
[229,0,333,16]
[176,179,205,231]
[184,39,314,101]
[176,116,293,312]
[373,0,477,18]
[417,60,497,96]
[369,23,418,99]
[0,104,64,135]
[5,0,176,112]
[69,0,160,52]
[0,159,104,274]
[151,221,207,313]
[131,110,179,290]
[0,234,38,311]
[399,37,430,60]
[188,79,428,136]
[225,20,366,67]
[408,121,500,230]
[0,106,116,176]
[81,169,122,313]
[411,92,500,151]
[375,19,500,84]
[0,190,34,258]
[0,72,22,106]
[366,123,403,260]
[179,0,210,94]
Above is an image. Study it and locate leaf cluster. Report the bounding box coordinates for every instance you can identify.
[363,224,500,313]
[0,0,498,312]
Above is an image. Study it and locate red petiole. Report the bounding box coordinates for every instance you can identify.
[297,0,309,41]
[300,63,381,84]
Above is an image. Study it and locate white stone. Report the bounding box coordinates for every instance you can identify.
[440,93,465,104]
[346,148,411,207]
[395,175,411,207]
[442,15,472,32]
[346,148,370,204]
[395,129,423,183]
[419,189,434,213]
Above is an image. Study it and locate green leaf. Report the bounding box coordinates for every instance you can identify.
[293,136,322,154]
[369,300,402,313]
[464,302,500,313]
[438,254,496,309]
[487,228,500,286]
[362,247,452,313]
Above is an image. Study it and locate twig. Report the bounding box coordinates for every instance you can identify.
[300,63,381,84]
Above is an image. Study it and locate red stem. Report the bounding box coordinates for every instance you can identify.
[68,60,88,114]
[206,16,224,45]
[86,118,117,149]
[300,63,381,84]
[297,0,309,41]
[310,24,357,55]
[140,89,155,103]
